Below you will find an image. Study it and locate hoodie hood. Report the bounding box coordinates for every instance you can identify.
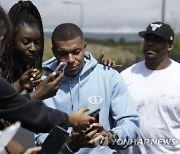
[42,51,98,78]
[42,51,98,113]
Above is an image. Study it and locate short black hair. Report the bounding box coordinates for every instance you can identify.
[52,23,84,47]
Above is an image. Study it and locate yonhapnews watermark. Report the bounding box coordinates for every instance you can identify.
[113,138,176,146]
[94,137,176,147]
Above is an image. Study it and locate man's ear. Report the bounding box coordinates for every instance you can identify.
[167,44,173,52]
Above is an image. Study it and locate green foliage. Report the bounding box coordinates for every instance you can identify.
[85,38,117,47]
[44,36,180,72]
[85,38,144,72]
[86,38,143,55]
[86,37,180,62]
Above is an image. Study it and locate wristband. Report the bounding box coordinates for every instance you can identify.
[109,130,119,145]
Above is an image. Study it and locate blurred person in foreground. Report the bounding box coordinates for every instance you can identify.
[121,21,180,154]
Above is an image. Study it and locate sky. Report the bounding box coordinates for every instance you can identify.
[0,0,180,33]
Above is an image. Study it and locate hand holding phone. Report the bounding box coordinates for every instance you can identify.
[54,62,67,74]
[88,109,100,124]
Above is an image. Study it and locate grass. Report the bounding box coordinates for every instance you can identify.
[43,36,180,72]
[43,37,138,64]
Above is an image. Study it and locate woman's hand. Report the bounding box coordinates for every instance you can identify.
[12,69,42,92]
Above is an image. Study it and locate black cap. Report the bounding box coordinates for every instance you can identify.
[138,21,174,44]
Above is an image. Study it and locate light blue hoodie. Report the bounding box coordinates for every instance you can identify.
[35,52,139,154]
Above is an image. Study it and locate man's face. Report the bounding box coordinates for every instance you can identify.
[52,36,86,76]
[143,34,170,62]
[14,25,41,65]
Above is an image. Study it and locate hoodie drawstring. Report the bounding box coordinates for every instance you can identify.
[69,77,80,112]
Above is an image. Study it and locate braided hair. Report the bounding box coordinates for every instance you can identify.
[1,1,44,83]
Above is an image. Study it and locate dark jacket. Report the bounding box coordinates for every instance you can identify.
[0,76,69,133]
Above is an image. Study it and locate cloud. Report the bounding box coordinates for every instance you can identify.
[1,0,180,33]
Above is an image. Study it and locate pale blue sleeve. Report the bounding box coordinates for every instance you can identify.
[109,72,140,150]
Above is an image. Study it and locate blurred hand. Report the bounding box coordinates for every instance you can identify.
[30,71,64,100]
[20,69,41,90]
[93,128,113,146]
[68,108,95,132]
[12,69,42,92]
[68,123,103,150]
[0,119,11,129]
[23,146,41,154]
[6,139,24,154]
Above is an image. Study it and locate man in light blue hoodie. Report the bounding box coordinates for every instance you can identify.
[35,23,139,154]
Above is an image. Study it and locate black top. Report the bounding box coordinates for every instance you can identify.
[0,76,69,133]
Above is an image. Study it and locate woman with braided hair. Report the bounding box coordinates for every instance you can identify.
[0,1,60,100]
[1,0,43,83]
[0,1,56,153]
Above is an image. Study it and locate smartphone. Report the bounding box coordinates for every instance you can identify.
[54,62,67,74]
[39,126,69,154]
[88,108,100,123]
